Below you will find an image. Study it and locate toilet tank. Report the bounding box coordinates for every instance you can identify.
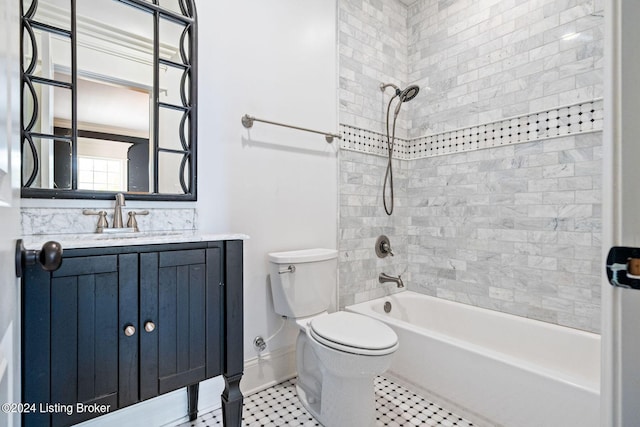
[268,248,338,318]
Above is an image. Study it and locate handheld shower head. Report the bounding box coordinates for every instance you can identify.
[381,82,421,216]
[393,84,420,115]
[381,83,421,115]
[400,84,420,102]
[380,83,420,101]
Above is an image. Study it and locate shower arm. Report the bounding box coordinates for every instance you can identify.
[380,82,400,93]
[241,114,342,143]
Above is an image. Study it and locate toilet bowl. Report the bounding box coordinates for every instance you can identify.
[268,249,399,427]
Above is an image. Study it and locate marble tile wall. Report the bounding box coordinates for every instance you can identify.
[21,207,197,235]
[339,129,602,332]
[407,0,604,136]
[338,0,412,307]
[339,149,409,307]
[338,0,604,332]
[339,0,409,138]
[407,131,602,333]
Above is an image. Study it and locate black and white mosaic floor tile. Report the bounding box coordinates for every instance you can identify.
[178,376,474,426]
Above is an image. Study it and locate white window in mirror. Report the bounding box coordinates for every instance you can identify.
[77,138,132,192]
[78,157,126,192]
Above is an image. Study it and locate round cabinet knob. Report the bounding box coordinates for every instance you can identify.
[124,325,136,337]
[144,321,156,333]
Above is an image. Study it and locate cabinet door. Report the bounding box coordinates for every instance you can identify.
[22,253,138,427]
[140,246,222,399]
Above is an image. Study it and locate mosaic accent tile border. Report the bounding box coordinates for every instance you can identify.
[340,98,604,160]
[339,124,413,160]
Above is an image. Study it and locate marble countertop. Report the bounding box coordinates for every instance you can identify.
[22,230,250,250]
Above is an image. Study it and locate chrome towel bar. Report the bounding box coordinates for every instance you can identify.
[241,114,342,143]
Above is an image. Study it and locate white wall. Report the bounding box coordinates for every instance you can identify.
[80,2,339,424]
[27,1,338,425]
[197,0,338,379]
[18,0,338,372]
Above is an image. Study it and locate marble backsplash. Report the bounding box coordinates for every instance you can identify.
[21,207,197,236]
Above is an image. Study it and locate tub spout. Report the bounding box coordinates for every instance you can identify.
[379,272,404,288]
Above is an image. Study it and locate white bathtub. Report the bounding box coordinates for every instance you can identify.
[346,291,600,427]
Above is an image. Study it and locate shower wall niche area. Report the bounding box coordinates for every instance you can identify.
[337,0,604,333]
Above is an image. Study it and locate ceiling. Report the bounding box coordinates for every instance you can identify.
[398,0,417,5]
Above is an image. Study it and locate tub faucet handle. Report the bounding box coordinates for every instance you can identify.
[376,235,394,258]
[382,241,394,256]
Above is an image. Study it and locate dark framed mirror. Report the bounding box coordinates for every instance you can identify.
[20,0,197,200]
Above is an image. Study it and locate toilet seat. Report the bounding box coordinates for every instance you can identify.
[309,312,398,356]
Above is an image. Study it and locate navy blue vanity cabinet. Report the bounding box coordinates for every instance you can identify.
[22,240,244,427]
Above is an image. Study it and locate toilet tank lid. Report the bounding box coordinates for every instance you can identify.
[268,248,337,264]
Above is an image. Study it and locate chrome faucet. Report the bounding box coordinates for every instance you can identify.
[113,193,126,228]
[379,272,404,288]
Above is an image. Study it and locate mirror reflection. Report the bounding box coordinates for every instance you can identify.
[21,0,196,200]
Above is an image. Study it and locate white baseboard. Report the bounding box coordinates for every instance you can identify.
[240,345,297,396]
[80,383,217,427]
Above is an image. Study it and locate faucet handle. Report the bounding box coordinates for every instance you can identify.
[127,210,149,232]
[382,241,394,256]
[376,235,394,258]
[83,210,108,233]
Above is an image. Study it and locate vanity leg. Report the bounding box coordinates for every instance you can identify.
[187,383,199,421]
[222,373,243,426]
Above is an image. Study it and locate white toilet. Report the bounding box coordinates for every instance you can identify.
[268,248,399,427]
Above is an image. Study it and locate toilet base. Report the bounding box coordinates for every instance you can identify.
[295,383,321,421]
[324,373,376,427]
[296,374,376,427]
[296,331,384,427]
